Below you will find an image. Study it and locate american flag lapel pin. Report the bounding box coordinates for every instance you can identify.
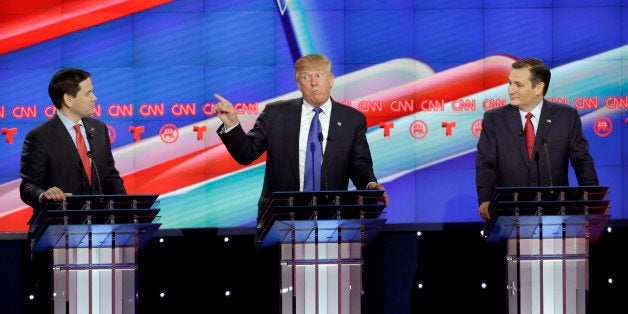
[337,121,342,126]
[547,119,552,123]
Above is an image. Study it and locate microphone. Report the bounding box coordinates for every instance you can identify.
[309,142,317,190]
[542,138,553,187]
[534,152,541,187]
[83,119,102,195]
[318,132,327,190]
[317,132,324,149]
[87,151,102,195]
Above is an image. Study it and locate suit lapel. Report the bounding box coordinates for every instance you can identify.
[505,106,530,165]
[285,100,302,181]
[324,100,345,169]
[535,100,555,150]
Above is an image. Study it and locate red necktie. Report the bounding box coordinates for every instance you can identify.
[74,124,92,184]
[524,113,535,159]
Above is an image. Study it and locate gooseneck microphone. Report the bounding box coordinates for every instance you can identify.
[318,132,326,190]
[542,138,553,187]
[87,151,102,195]
[83,119,102,195]
[534,152,541,187]
[309,142,317,190]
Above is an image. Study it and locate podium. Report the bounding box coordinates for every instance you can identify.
[29,194,161,314]
[481,186,610,314]
[256,190,386,314]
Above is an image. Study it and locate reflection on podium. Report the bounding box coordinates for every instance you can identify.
[256,190,386,314]
[29,194,161,314]
[482,186,609,314]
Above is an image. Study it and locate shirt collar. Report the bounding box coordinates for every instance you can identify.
[303,99,332,116]
[519,99,543,119]
[57,112,83,131]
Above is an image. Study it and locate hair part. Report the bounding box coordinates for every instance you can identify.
[48,68,91,109]
[512,58,551,96]
[294,54,334,81]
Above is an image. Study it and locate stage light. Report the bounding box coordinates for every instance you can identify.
[416,283,423,289]
[225,290,231,297]
[607,278,614,285]
[224,236,230,243]
[481,282,487,289]
[159,292,166,298]
[159,237,165,243]
[606,226,613,233]
[28,294,35,301]
[416,230,422,237]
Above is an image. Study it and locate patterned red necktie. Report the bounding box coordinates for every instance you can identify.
[524,113,535,159]
[74,124,92,184]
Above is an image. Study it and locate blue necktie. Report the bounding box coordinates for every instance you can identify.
[304,107,322,191]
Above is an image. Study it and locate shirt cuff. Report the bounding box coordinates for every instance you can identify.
[221,122,239,133]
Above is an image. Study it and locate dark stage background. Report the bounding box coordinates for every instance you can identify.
[1,222,626,313]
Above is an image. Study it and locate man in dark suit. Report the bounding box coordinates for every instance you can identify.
[20,68,126,225]
[19,68,127,313]
[214,54,389,220]
[476,58,599,221]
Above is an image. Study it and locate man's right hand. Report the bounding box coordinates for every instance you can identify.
[39,186,71,203]
[478,201,491,222]
[214,93,239,129]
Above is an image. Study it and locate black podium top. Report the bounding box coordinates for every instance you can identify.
[256,190,386,248]
[482,186,610,242]
[30,194,161,252]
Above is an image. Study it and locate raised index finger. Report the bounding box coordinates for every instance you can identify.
[214,93,228,103]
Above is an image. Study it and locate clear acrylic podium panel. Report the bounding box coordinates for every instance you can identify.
[280,242,363,314]
[257,191,386,314]
[482,186,610,314]
[31,195,161,314]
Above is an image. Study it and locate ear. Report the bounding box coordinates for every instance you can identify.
[63,93,73,107]
[535,82,545,96]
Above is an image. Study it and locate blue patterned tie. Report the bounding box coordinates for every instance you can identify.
[304,107,322,191]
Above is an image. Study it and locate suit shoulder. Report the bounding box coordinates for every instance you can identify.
[83,117,107,127]
[264,98,300,113]
[332,100,365,117]
[544,100,580,117]
[482,104,514,118]
[26,117,58,135]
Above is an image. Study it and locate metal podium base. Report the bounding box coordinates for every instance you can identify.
[280,242,362,314]
[256,190,387,314]
[482,186,610,314]
[29,195,161,314]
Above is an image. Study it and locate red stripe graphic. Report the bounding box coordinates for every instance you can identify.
[0,0,172,55]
